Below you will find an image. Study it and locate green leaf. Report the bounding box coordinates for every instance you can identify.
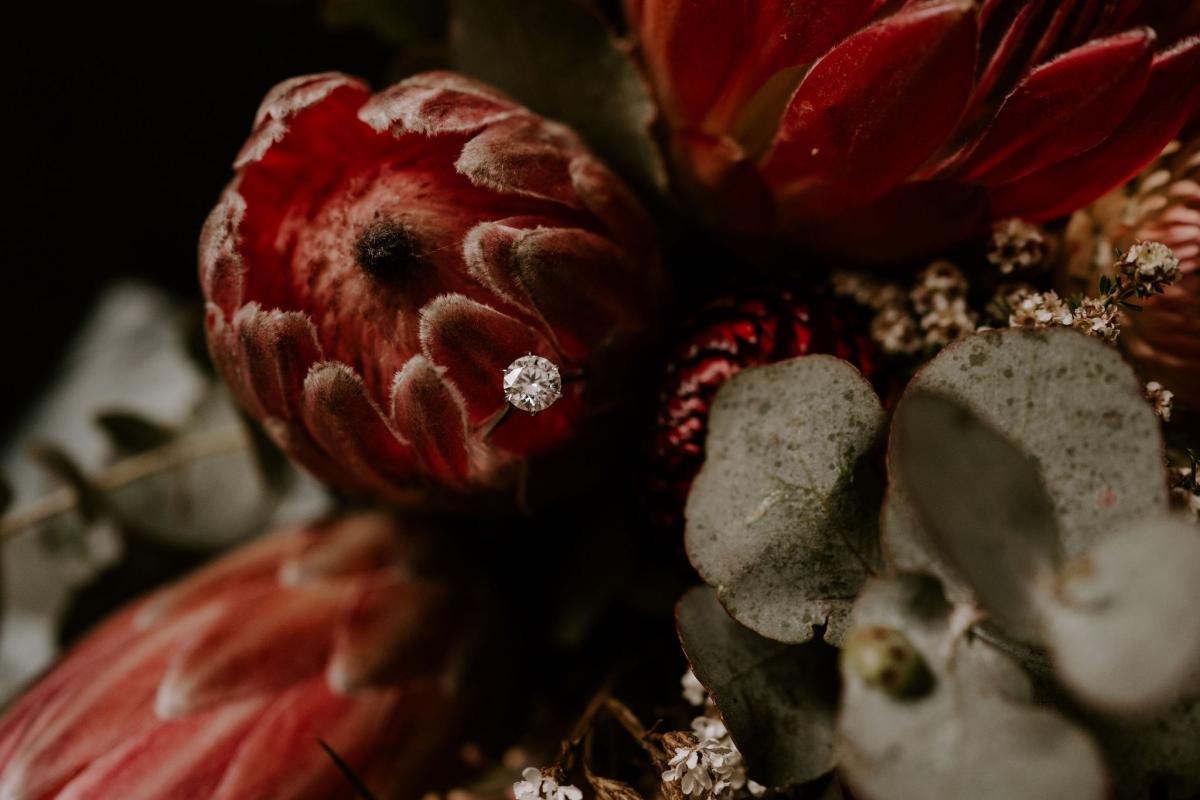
[891,391,1061,640]
[883,328,1166,611]
[450,0,667,195]
[677,586,838,788]
[837,576,1106,800]
[1041,517,1200,716]
[686,356,886,645]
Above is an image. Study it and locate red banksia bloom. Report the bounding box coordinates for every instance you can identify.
[0,513,475,800]
[202,72,658,499]
[626,0,1200,258]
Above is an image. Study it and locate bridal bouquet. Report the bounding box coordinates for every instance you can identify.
[2,1,1199,798]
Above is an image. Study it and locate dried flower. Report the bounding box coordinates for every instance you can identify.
[514,768,583,800]
[831,270,906,310]
[1143,382,1174,422]
[661,720,766,800]
[987,219,1047,274]
[1121,241,1181,296]
[682,669,708,707]
[1008,290,1073,329]
[910,261,968,314]
[919,294,977,348]
[871,305,922,355]
[1072,297,1121,344]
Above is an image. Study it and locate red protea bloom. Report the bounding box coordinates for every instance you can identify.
[626,0,1200,258]
[649,289,874,528]
[0,513,476,800]
[201,72,658,499]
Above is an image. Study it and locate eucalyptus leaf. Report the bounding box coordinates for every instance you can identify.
[837,576,1106,800]
[1041,518,1200,717]
[686,356,885,645]
[677,586,838,788]
[883,328,1166,607]
[892,391,1061,640]
[94,409,176,456]
[450,0,667,195]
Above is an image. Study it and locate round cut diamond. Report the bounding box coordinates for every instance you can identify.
[503,355,562,413]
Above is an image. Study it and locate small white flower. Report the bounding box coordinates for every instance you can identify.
[1144,381,1174,421]
[514,768,545,800]
[662,721,767,800]
[682,669,708,707]
[691,715,728,741]
[513,768,582,800]
[1122,240,1181,294]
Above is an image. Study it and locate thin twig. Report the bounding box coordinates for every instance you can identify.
[0,426,247,541]
[317,738,378,800]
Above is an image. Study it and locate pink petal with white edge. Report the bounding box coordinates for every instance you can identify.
[135,527,308,629]
[210,678,447,800]
[762,0,977,214]
[156,581,344,718]
[419,294,550,421]
[198,187,247,314]
[569,154,653,259]
[280,512,414,586]
[235,73,371,168]
[0,614,201,800]
[456,115,585,207]
[329,577,455,692]
[232,303,323,421]
[301,362,417,497]
[390,356,473,485]
[358,71,520,137]
[55,699,266,800]
[956,28,1154,184]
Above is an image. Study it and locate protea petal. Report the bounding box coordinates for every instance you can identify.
[455,115,585,207]
[232,304,323,422]
[358,71,519,137]
[990,36,1200,220]
[301,363,416,498]
[389,356,473,485]
[955,28,1154,184]
[418,294,550,421]
[157,583,343,718]
[762,0,977,216]
[55,700,265,800]
[329,578,455,691]
[0,514,473,800]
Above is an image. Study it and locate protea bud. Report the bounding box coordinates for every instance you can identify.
[1064,138,1200,409]
[0,513,479,799]
[626,0,1200,258]
[201,72,659,500]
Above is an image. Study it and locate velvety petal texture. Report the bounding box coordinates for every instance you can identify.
[201,71,658,498]
[0,513,472,800]
[627,0,1200,257]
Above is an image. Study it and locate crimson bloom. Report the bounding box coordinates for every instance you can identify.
[0,513,476,800]
[627,0,1200,258]
[202,71,658,500]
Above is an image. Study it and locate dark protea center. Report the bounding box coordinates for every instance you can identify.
[201,72,657,498]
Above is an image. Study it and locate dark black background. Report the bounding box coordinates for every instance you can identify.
[2,1,395,434]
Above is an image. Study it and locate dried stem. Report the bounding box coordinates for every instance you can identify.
[0,425,247,541]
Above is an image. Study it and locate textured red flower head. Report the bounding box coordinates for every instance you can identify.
[627,0,1200,258]
[0,513,474,800]
[201,72,658,499]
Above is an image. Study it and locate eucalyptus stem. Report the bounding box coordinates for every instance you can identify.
[0,425,247,541]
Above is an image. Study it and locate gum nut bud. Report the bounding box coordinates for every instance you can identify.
[200,71,660,500]
[841,625,929,698]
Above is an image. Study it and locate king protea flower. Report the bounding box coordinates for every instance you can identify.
[0,513,476,799]
[1065,136,1200,408]
[626,0,1200,258]
[201,71,658,499]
